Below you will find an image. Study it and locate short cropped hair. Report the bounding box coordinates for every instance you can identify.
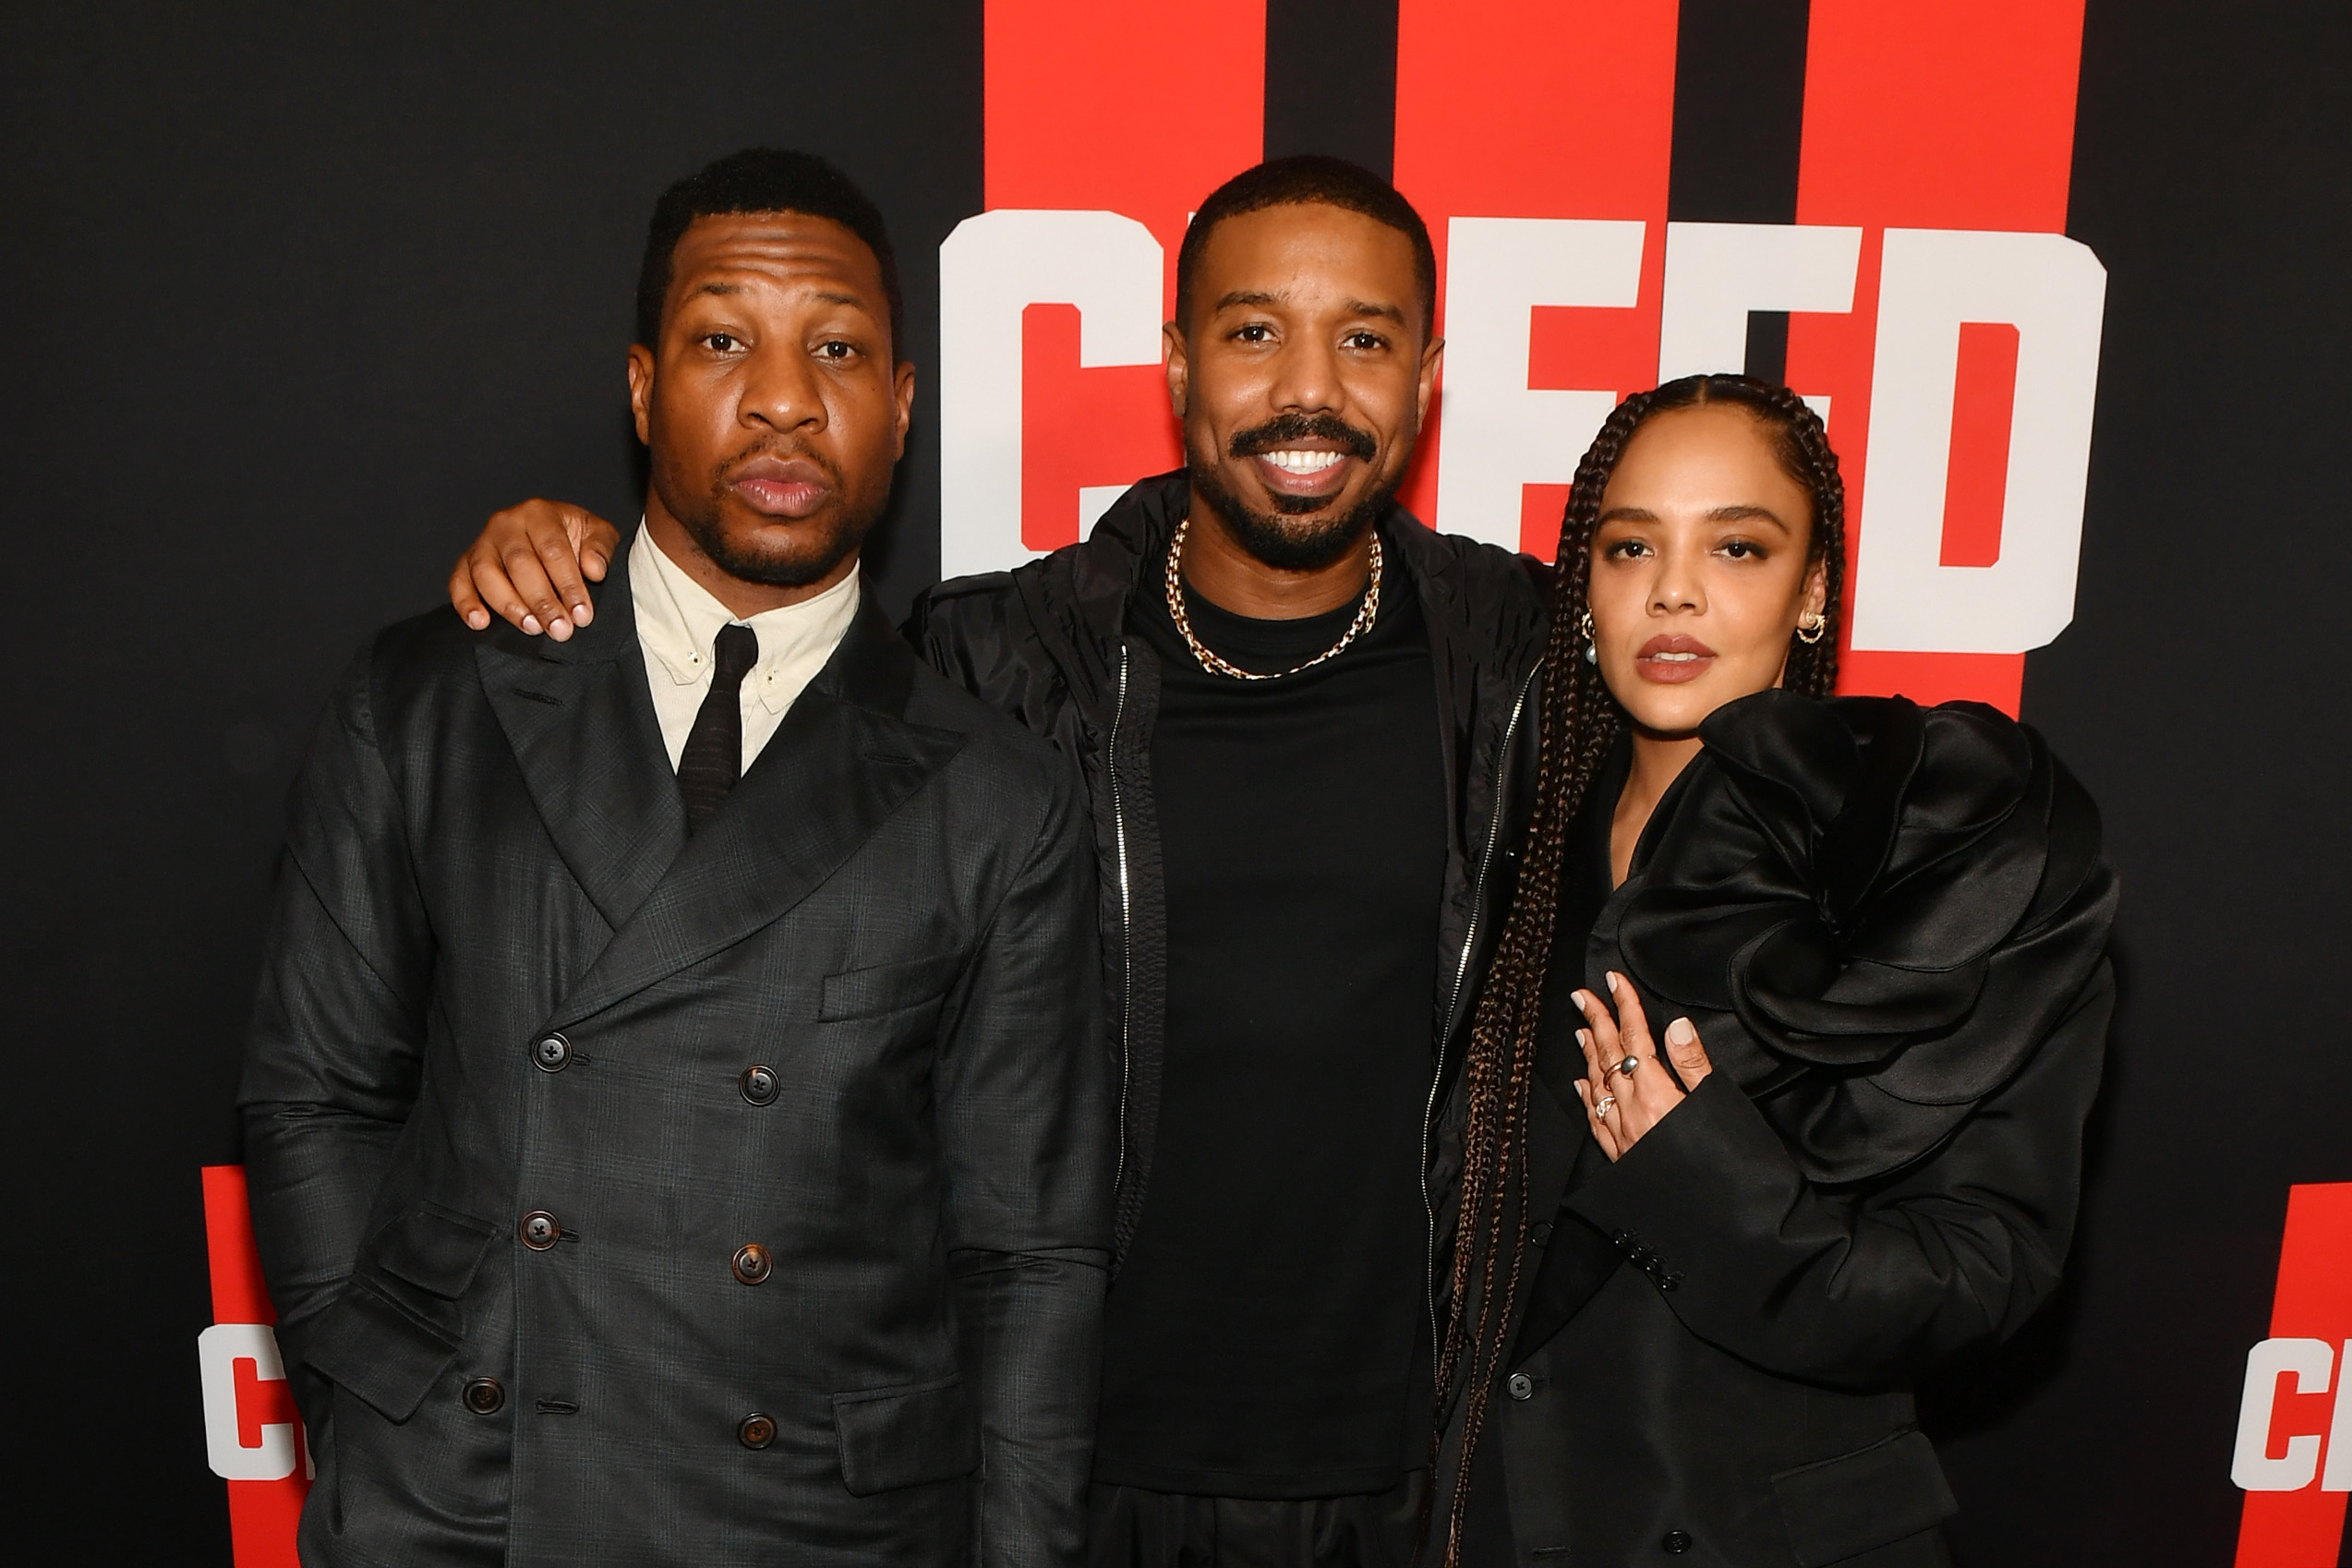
[1174,155,1438,338]
[633,147,903,356]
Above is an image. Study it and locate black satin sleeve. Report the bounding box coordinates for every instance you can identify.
[1551,690,2117,1389]
[1599,689,2117,1184]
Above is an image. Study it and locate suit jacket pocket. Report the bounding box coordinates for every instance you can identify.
[819,950,967,1021]
[1770,1428,1958,1567]
[304,1205,497,1425]
[305,1277,464,1425]
[373,1202,497,1298]
[833,1374,980,1496]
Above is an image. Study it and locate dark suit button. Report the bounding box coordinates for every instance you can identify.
[738,1413,776,1449]
[519,1210,561,1249]
[532,1032,573,1072]
[739,1065,779,1106]
[1530,1221,1554,1244]
[732,1243,772,1285]
[1506,1372,1535,1401]
[461,1377,505,1415]
[1661,1530,1694,1554]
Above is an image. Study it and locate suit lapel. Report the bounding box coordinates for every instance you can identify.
[477,560,688,932]
[549,598,964,1031]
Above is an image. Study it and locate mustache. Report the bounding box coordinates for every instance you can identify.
[714,440,842,487]
[1226,413,1377,463]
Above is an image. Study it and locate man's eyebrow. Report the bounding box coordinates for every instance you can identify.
[1210,289,1408,326]
[682,283,871,310]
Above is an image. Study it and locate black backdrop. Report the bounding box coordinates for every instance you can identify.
[1,3,2345,1562]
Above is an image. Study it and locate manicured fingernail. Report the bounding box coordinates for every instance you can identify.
[549,618,571,637]
[521,615,541,633]
[1606,972,1622,995]
[572,602,590,619]
[1577,1029,1593,1049]
[1667,1018,1695,1046]
[465,610,488,629]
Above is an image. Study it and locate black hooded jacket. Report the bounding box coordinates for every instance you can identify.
[905,470,1550,1327]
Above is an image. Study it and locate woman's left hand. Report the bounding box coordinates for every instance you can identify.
[1570,971,1716,1161]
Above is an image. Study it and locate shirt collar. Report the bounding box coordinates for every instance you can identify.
[629,523,862,713]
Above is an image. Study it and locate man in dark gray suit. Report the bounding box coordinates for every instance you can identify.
[239,148,1113,1568]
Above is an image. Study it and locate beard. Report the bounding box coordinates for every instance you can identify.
[1189,411,1400,573]
[654,440,882,588]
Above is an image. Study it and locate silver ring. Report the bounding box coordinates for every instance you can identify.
[1592,1094,1617,1119]
[1615,1055,1643,1079]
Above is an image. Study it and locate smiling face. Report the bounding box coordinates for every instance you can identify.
[626,211,914,609]
[1165,201,1441,571]
[1586,404,1829,736]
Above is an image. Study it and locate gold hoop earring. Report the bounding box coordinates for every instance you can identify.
[1579,609,1598,666]
[1795,611,1827,646]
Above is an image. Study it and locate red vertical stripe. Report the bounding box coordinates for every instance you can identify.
[1019,306,1183,549]
[1788,0,2087,714]
[1938,322,2020,568]
[227,1480,308,1568]
[202,1164,275,1327]
[984,0,1264,278]
[1520,483,1574,561]
[202,1165,308,1567]
[984,0,1263,547]
[2237,1184,2352,1568]
[1391,0,1681,547]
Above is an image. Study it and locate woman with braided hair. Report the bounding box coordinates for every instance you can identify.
[1431,375,2115,1568]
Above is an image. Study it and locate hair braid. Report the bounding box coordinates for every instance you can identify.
[1761,381,1847,697]
[1432,377,1845,1565]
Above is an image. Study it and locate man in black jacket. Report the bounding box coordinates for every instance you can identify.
[243,150,1113,1567]
[449,156,1550,1567]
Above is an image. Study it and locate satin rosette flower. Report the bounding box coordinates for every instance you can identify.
[1590,689,2117,1183]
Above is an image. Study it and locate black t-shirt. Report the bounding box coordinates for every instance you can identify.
[1092,534,1447,1499]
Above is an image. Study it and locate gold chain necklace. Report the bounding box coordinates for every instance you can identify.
[1164,516,1382,681]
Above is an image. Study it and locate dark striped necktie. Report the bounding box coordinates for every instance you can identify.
[675,622,760,833]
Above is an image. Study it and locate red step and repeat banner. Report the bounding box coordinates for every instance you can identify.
[2233,1186,2352,1566]
[944,0,2102,714]
[199,1166,308,1568]
[193,3,2346,1562]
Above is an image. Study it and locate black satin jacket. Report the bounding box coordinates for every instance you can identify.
[1445,690,2117,1568]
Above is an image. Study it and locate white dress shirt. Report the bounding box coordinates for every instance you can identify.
[629,524,862,774]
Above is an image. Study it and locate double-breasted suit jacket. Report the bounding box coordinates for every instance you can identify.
[239,563,1114,1568]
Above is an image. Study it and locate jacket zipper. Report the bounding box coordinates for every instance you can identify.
[1107,645,1133,1194]
[1422,667,1538,1393]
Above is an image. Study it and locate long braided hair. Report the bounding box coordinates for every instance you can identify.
[1432,375,1848,1562]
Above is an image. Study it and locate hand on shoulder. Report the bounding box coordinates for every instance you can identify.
[449,500,623,640]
